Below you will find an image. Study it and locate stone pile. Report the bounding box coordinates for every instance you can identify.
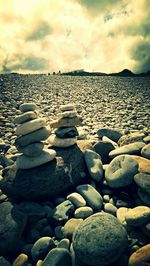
[48,103,82,148]
[14,103,56,169]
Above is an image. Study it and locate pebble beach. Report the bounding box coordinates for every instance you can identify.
[0,74,150,266]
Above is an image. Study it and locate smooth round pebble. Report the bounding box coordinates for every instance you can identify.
[19,103,37,112]
[104,203,117,216]
[62,218,83,239]
[12,253,28,266]
[74,206,93,219]
[66,192,86,207]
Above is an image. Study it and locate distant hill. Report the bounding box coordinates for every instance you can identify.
[109,69,134,76]
[61,69,150,77]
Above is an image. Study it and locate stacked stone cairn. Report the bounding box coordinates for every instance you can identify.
[48,103,82,148]
[14,103,56,169]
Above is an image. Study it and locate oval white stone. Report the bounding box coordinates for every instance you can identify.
[48,135,77,148]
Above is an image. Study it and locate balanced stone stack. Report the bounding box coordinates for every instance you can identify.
[48,104,82,148]
[14,103,56,169]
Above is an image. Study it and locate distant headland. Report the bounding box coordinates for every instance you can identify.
[61,69,150,77]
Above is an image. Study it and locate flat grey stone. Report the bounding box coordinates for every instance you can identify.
[16,149,56,169]
[17,142,44,157]
[14,111,37,124]
[15,127,51,147]
[109,142,146,159]
[15,118,46,136]
[48,135,77,148]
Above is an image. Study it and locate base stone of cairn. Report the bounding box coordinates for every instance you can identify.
[48,104,82,148]
[0,103,88,201]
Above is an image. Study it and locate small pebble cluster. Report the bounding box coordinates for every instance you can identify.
[14,103,56,169]
[48,104,82,147]
[0,100,150,266]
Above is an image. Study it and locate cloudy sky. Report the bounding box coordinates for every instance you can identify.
[0,0,149,74]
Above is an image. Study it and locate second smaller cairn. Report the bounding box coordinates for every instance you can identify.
[48,104,82,148]
[14,102,56,169]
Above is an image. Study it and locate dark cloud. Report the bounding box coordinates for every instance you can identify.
[2,55,49,73]
[77,0,123,15]
[26,21,52,41]
[130,40,150,73]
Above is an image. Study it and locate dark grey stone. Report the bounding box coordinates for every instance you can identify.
[94,141,115,164]
[55,127,79,138]
[0,201,27,255]
[31,237,55,262]
[42,247,72,266]
[97,128,122,142]
[0,145,88,200]
[52,200,75,225]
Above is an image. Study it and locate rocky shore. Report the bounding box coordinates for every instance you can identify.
[0,75,150,266]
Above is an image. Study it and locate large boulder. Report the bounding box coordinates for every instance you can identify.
[0,144,88,201]
[0,201,27,255]
[73,212,128,266]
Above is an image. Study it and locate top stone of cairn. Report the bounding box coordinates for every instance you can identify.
[19,103,38,112]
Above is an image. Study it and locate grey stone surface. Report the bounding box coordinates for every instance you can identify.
[1,144,88,200]
[105,155,139,188]
[76,184,103,210]
[0,202,27,255]
[73,212,128,266]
